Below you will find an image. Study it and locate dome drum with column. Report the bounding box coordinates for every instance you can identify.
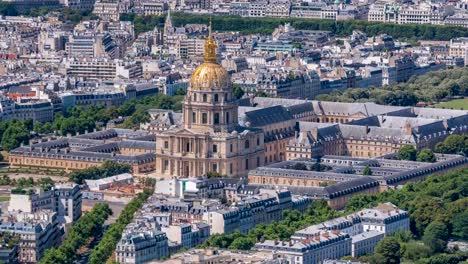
[154,19,265,178]
[183,19,238,133]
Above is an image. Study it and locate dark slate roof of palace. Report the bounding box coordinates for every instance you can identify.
[277,177,379,198]
[242,105,293,127]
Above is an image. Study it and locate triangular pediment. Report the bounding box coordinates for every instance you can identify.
[160,127,207,136]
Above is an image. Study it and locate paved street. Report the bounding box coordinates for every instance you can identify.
[82,199,127,224]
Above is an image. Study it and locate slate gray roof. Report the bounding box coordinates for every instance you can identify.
[118,140,156,150]
[242,105,293,127]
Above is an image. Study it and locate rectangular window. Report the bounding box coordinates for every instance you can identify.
[245,159,249,170]
[230,144,233,152]
[164,141,169,149]
[202,113,208,124]
[192,112,196,123]
[213,144,218,153]
[214,113,219,125]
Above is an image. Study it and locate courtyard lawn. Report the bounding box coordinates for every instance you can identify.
[434,98,468,110]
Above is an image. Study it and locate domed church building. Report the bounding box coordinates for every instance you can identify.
[154,23,264,178]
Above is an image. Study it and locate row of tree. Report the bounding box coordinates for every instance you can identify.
[0,119,31,151]
[398,145,437,162]
[68,160,131,184]
[120,12,468,41]
[88,189,153,264]
[346,167,468,263]
[39,203,112,264]
[317,67,468,106]
[435,134,468,156]
[0,2,98,23]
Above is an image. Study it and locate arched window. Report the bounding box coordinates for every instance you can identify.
[214,94,219,102]
[245,140,250,149]
[193,94,197,101]
[203,94,207,102]
[214,113,219,125]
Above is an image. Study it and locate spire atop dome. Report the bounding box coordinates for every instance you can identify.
[204,17,217,63]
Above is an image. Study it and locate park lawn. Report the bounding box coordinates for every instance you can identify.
[434,98,468,110]
[0,196,10,202]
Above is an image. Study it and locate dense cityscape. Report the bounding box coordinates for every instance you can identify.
[0,0,466,263]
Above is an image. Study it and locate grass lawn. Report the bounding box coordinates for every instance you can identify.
[434,98,468,110]
[0,196,10,202]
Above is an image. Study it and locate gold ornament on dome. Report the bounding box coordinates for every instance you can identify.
[189,17,232,90]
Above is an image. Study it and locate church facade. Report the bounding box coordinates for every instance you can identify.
[154,25,265,178]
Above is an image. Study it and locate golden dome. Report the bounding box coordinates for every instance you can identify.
[190,62,231,90]
[189,19,232,90]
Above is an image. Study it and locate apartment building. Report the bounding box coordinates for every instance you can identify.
[93,0,120,21]
[161,223,210,249]
[65,59,142,80]
[256,230,352,264]
[368,2,443,25]
[449,37,468,65]
[116,231,169,264]
[140,1,168,15]
[290,203,409,258]
[8,184,82,224]
[66,33,118,59]
[0,96,53,123]
[0,211,62,263]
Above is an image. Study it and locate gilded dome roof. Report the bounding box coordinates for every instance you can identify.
[190,62,231,90]
[189,19,231,90]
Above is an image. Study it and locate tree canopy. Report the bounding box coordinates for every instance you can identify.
[417,149,437,163]
[121,12,468,41]
[88,189,152,264]
[40,203,112,264]
[398,145,417,161]
[316,68,468,106]
[68,160,131,184]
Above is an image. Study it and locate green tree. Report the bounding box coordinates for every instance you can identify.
[398,145,417,161]
[402,241,431,261]
[40,203,112,264]
[417,149,437,163]
[451,211,468,240]
[1,122,29,151]
[435,134,467,155]
[228,237,255,250]
[255,91,269,97]
[372,237,401,264]
[363,166,373,175]
[233,84,245,99]
[0,1,18,15]
[88,190,152,264]
[175,87,186,95]
[422,222,449,253]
